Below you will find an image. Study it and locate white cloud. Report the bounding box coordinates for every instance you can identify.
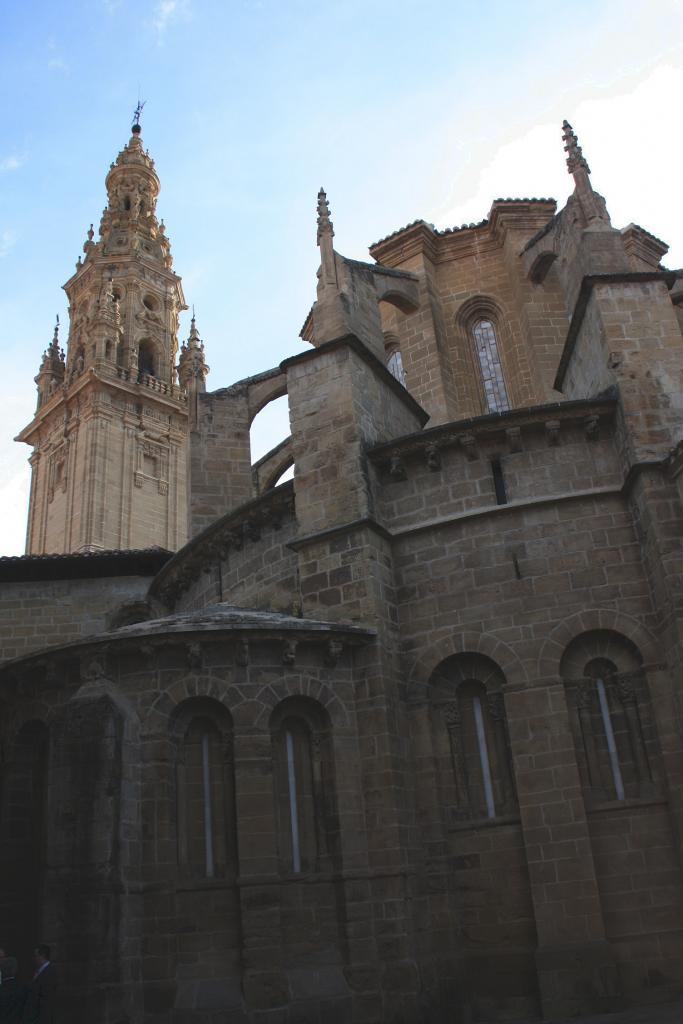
[0,154,24,173]
[47,56,69,73]
[0,231,16,258]
[151,0,190,37]
[436,63,683,268]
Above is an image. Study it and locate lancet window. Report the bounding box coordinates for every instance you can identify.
[271,698,338,875]
[561,631,658,806]
[430,654,517,824]
[472,319,510,413]
[174,701,236,879]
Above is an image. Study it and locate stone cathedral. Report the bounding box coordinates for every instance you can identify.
[1,117,683,1024]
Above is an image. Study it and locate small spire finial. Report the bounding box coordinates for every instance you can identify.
[317,187,334,245]
[562,119,590,176]
[132,99,146,135]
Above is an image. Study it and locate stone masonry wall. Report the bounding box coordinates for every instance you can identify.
[0,574,154,663]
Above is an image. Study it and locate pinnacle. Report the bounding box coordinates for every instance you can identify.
[562,118,590,176]
[316,187,334,244]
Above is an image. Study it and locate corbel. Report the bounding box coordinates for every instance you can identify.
[584,415,600,441]
[425,443,441,471]
[282,639,297,665]
[459,433,478,460]
[545,419,560,446]
[505,426,522,453]
[389,453,407,481]
[324,638,343,667]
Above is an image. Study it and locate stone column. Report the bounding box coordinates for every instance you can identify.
[44,667,140,1024]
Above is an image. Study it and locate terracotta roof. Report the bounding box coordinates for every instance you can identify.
[370,199,555,250]
[0,547,171,583]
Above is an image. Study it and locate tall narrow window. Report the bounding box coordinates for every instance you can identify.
[176,712,235,879]
[275,717,317,874]
[562,632,657,806]
[430,654,517,825]
[472,319,510,413]
[271,698,339,876]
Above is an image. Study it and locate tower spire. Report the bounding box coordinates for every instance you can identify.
[132,99,146,136]
[561,119,610,226]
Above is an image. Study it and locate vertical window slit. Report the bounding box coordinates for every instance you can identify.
[472,696,496,819]
[595,677,626,801]
[285,729,302,873]
[491,458,507,505]
[201,731,215,877]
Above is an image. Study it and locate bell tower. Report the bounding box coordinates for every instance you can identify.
[17,115,196,554]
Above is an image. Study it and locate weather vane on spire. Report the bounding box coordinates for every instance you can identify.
[132,99,146,134]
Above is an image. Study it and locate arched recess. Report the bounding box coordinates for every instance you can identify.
[428,653,517,823]
[559,629,661,805]
[170,696,237,881]
[0,720,49,972]
[165,696,242,1016]
[409,629,528,703]
[137,337,157,377]
[538,609,660,680]
[455,295,512,413]
[270,696,340,875]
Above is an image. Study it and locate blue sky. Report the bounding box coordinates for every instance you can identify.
[1,0,682,554]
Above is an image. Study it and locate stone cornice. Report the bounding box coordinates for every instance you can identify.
[369,200,556,268]
[16,367,188,445]
[0,605,376,678]
[367,395,617,465]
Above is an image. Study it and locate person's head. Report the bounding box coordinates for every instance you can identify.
[0,956,17,979]
[33,944,50,965]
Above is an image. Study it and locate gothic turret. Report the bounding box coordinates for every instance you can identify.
[178,311,210,426]
[34,317,65,409]
[562,119,610,227]
[17,114,194,555]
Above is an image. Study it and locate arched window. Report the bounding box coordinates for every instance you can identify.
[271,698,338,875]
[471,319,510,413]
[430,655,516,824]
[137,339,156,377]
[561,631,658,806]
[174,702,236,879]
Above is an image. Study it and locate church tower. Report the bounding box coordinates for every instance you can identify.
[17,115,195,554]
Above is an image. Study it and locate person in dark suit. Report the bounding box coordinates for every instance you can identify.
[22,946,56,1024]
[0,955,29,1024]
